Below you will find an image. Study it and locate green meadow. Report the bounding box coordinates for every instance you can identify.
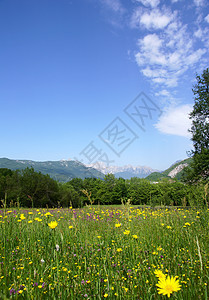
[0,205,209,299]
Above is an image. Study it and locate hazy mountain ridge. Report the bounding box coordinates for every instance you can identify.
[0,157,192,182]
[0,158,104,182]
[86,162,159,179]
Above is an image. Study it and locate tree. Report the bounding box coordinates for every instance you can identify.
[183,68,209,182]
[190,68,209,153]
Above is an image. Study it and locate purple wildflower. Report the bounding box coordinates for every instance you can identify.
[10,288,16,295]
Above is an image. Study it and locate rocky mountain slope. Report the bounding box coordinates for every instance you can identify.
[146,158,192,181]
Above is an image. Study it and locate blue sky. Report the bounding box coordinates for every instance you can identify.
[0,0,209,171]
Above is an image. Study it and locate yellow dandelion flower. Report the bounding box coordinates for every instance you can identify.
[115,223,121,228]
[154,270,166,280]
[156,275,181,298]
[20,214,26,220]
[117,248,122,252]
[104,293,108,298]
[132,235,138,239]
[45,212,52,217]
[123,230,130,235]
[48,221,58,229]
[69,225,73,229]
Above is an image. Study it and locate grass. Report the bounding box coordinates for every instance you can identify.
[0,204,209,299]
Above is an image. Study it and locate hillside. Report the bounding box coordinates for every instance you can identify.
[145,172,170,181]
[146,158,192,181]
[0,158,104,182]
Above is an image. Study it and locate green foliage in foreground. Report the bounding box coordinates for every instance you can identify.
[0,206,209,299]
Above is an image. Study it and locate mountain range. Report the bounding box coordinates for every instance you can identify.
[86,162,159,179]
[0,158,104,181]
[0,157,191,182]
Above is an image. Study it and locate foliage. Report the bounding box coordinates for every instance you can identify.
[183,68,209,183]
[190,68,209,154]
[0,168,208,209]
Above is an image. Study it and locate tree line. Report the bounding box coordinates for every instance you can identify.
[0,167,208,208]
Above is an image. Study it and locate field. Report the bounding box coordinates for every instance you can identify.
[0,204,209,299]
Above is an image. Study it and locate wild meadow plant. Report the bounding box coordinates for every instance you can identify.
[0,204,209,299]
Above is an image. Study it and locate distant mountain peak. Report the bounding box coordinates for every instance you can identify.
[86,162,160,179]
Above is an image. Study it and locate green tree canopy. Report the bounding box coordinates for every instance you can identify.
[183,68,209,183]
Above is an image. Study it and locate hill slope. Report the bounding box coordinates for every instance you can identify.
[0,158,104,182]
[146,158,192,181]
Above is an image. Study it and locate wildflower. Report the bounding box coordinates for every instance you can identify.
[45,212,52,217]
[48,221,58,229]
[156,275,181,298]
[41,258,45,264]
[55,244,60,251]
[20,214,26,220]
[123,230,130,235]
[69,225,73,229]
[115,223,121,228]
[154,270,166,280]
[33,282,38,287]
[104,293,108,297]
[117,248,122,252]
[10,288,16,295]
[132,235,138,239]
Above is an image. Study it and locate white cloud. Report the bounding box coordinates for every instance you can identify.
[193,0,205,6]
[140,9,174,29]
[205,14,209,23]
[155,89,172,97]
[136,0,160,8]
[134,18,207,87]
[155,105,193,137]
[131,7,175,29]
[100,0,125,14]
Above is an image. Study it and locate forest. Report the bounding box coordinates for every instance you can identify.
[0,167,208,208]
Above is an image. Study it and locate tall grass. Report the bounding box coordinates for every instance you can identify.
[0,204,208,299]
